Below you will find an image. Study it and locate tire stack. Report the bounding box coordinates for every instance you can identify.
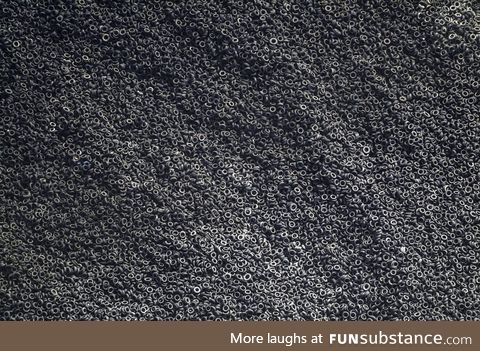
[0,0,479,320]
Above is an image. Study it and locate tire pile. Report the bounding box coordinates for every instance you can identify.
[0,0,479,320]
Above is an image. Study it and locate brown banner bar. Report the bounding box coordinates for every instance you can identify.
[0,322,477,351]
